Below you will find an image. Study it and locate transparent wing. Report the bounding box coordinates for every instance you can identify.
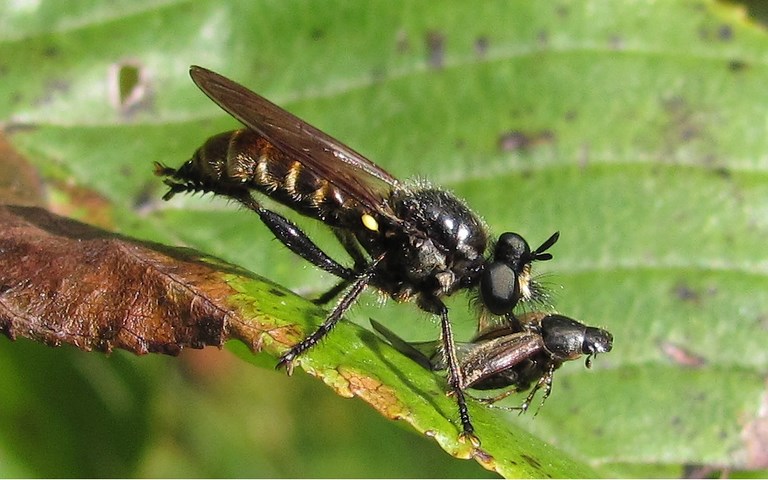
[190,66,399,218]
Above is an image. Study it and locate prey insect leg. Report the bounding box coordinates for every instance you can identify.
[518,363,557,415]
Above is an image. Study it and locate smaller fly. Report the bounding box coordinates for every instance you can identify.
[156,66,559,445]
[371,312,613,413]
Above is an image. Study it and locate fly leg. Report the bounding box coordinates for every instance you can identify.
[156,168,356,281]
[276,255,383,374]
[310,230,369,304]
[333,229,369,270]
[421,296,480,447]
[233,193,356,281]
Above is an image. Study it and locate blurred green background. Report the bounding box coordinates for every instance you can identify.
[2,0,768,477]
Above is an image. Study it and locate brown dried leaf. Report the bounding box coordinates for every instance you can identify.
[0,205,287,356]
[0,134,45,207]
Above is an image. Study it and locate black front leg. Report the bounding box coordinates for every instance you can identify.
[421,296,480,447]
[276,255,383,373]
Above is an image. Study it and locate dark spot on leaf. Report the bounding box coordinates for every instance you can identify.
[692,391,707,402]
[395,30,410,53]
[682,465,726,478]
[662,96,702,145]
[521,453,541,470]
[425,30,445,69]
[43,45,59,57]
[474,36,489,57]
[555,5,569,17]
[35,78,70,107]
[728,59,748,72]
[743,387,768,468]
[718,24,733,41]
[564,110,578,122]
[498,130,554,153]
[2,122,39,134]
[537,30,549,46]
[132,184,157,213]
[756,313,768,332]
[714,166,731,179]
[270,288,287,297]
[310,28,325,41]
[0,64,7,76]
[672,281,700,303]
[670,415,683,427]
[369,67,385,82]
[609,34,624,50]
[659,341,707,368]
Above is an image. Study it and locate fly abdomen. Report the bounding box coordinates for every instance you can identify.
[160,129,367,228]
[231,130,365,226]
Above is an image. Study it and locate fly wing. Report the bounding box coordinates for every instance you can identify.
[460,331,544,389]
[189,66,399,219]
[369,319,478,372]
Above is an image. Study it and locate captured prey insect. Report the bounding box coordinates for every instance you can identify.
[371,312,613,414]
[155,66,560,445]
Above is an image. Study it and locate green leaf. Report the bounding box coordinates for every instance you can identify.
[2,0,768,477]
[221,274,597,478]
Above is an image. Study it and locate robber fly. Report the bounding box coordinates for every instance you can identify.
[155,66,559,445]
[371,312,613,413]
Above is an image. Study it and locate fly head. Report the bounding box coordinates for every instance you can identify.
[479,231,559,315]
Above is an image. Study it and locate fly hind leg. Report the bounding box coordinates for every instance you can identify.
[234,193,356,281]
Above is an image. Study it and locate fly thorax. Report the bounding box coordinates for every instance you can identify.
[391,186,488,292]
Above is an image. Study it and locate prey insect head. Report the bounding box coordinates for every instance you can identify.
[538,314,613,368]
[479,231,560,315]
[582,326,613,368]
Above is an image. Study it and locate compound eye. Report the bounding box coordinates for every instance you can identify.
[480,262,520,315]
